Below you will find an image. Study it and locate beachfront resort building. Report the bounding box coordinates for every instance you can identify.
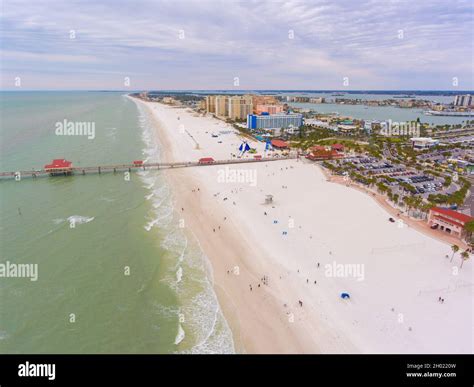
[228,95,253,120]
[246,113,303,131]
[428,207,473,240]
[205,95,216,113]
[215,96,229,118]
[205,94,285,120]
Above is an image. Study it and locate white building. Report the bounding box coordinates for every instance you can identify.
[453,94,473,107]
[410,137,439,150]
[247,113,303,130]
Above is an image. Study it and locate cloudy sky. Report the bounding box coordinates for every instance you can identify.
[1,0,473,90]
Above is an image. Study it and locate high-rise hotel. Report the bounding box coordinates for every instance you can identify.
[453,94,473,107]
[247,113,303,131]
[228,95,253,120]
[205,95,253,120]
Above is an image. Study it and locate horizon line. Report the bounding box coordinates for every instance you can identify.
[1,89,474,93]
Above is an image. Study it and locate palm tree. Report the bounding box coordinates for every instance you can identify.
[450,244,459,262]
[463,220,474,244]
[460,251,470,268]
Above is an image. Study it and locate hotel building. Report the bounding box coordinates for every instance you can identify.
[252,95,279,108]
[255,104,284,115]
[228,95,253,120]
[453,94,473,107]
[205,95,216,113]
[247,113,303,131]
[215,96,229,118]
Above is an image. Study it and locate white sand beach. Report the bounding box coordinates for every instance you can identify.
[134,98,473,354]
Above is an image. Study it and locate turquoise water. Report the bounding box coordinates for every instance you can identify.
[0,92,234,353]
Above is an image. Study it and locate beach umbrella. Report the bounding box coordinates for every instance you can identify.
[340,293,350,299]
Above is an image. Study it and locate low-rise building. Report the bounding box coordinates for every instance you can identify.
[410,137,439,150]
[271,139,289,149]
[428,207,473,240]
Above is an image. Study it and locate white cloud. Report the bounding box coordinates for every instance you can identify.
[1,0,472,89]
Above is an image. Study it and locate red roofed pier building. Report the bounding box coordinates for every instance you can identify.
[198,157,215,165]
[428,207,473,240]
[44,159,73,175]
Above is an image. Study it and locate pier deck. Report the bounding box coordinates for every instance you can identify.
[0,156,297,180]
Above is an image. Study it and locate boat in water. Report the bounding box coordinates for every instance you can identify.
[424,110,473,117]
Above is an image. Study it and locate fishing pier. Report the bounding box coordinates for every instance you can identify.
[1,156,298,180]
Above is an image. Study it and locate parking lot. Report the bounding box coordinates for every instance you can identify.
[335,156,453,199]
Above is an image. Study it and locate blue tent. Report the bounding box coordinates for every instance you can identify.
[340,293,350,299]
[239,142,251,153]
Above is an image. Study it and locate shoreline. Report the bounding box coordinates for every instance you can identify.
[136,98,317,353]
[132,96,473,354]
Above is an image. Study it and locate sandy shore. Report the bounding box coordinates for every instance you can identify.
[321,169,471,251]
[133,97,473,354]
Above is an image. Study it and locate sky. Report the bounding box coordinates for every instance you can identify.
[1,0,473,90]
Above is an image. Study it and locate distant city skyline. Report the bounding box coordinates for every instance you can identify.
[1,0,473,90]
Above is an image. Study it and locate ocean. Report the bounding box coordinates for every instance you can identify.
[0,91,234,354]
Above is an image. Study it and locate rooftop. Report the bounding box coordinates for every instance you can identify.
[431,207,473,224]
